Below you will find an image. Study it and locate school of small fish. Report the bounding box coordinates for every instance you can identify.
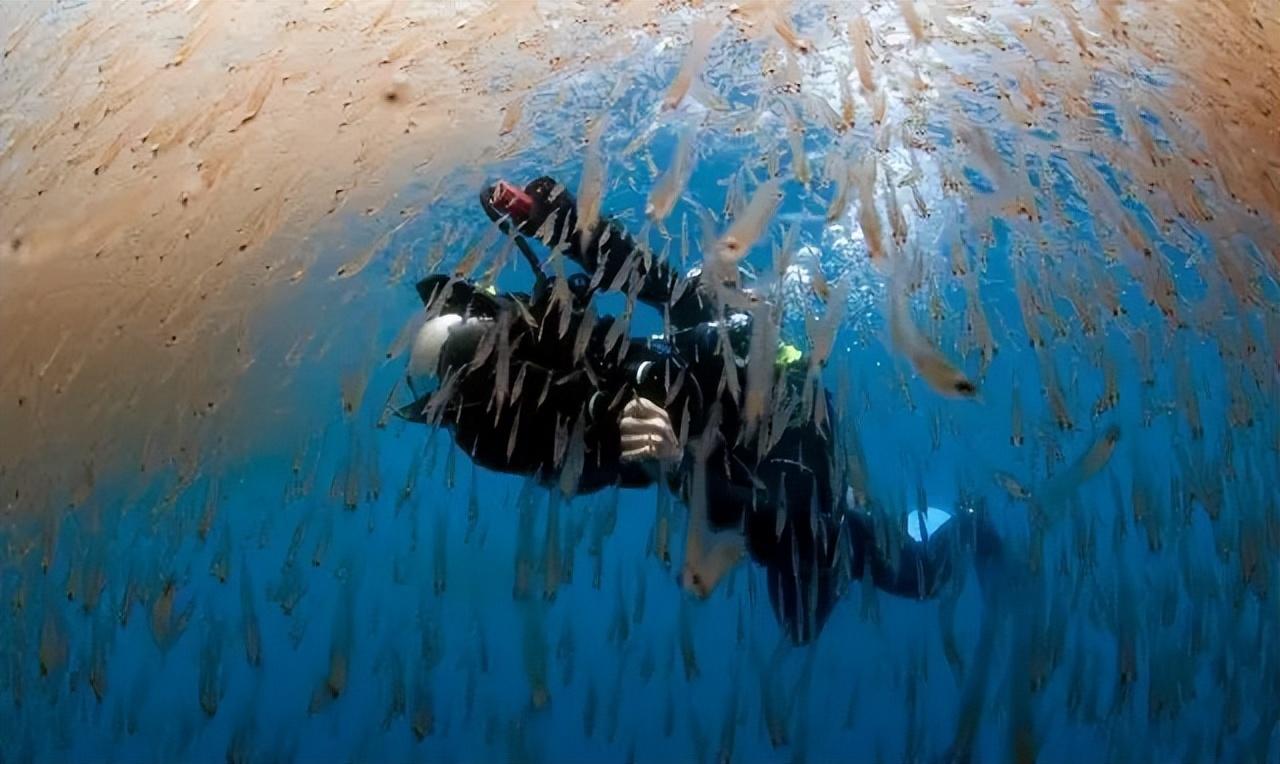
[1,0,1278,762]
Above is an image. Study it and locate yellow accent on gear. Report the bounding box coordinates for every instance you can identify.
[776,342,803,367]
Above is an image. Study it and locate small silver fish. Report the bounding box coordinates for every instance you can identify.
[646,127,696,224]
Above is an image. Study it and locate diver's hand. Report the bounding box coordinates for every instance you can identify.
[619,397,681,465]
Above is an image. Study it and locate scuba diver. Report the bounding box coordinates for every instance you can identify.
[397,176,1000,644]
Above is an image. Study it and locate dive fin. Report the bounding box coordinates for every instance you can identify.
[393,393,434,425]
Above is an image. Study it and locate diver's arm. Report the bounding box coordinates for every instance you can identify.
[487,177,717,327]
[848,509,942,599]
[520,177,677,302]
[446,363,660,495]
[554,366,672,493]
[429,322,655,495]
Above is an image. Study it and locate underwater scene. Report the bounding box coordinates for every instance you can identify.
[1,1,1278,762]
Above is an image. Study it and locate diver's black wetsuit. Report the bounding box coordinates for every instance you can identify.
[404,177,989,644]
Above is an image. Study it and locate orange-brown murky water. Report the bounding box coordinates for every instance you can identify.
[0,0,670,504]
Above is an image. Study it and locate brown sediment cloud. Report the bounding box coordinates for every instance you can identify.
[1158,0,1280,222]
[0,0,658,507]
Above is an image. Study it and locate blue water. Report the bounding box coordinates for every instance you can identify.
[4,8,1280,764]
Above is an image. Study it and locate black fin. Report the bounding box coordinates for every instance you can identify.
[393,393,434,425]
[415,275,503,318]
[415,274,451,306]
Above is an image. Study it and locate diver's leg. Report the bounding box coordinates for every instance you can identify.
[847,499,1003,600]
[732,420,846,644]
[760,512,844,645]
